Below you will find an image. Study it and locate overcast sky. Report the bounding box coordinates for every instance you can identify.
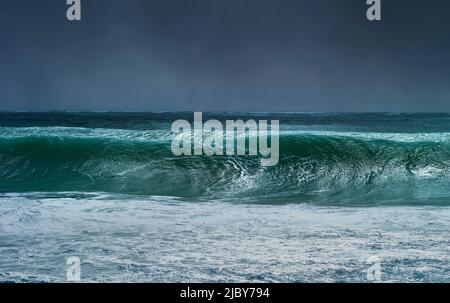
[0,0,449,112]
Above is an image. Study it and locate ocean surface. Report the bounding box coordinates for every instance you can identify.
[1,112,450,282]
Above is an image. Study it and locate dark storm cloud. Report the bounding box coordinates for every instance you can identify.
[0,0,449,111]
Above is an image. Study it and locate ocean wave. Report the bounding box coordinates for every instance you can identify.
[2,127,450,205]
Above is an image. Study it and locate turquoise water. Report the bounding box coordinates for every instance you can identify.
[1,113,450,282]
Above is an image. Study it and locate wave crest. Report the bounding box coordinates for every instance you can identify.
[2,127,450,205]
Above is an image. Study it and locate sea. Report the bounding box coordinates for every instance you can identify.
[0,112,449,282]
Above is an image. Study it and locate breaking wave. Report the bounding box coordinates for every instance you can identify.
[2,127,450,205]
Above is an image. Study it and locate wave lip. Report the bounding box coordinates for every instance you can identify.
[2,127,450,206]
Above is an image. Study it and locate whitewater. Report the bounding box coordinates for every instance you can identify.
[1,112,450,282]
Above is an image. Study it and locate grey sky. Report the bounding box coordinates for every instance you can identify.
[1,0,449,112]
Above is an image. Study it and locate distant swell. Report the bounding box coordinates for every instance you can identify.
[2,127,450,206]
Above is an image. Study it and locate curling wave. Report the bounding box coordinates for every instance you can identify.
[2,127,450,205]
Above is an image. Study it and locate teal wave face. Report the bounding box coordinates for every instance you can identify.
[2,126,450,205]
